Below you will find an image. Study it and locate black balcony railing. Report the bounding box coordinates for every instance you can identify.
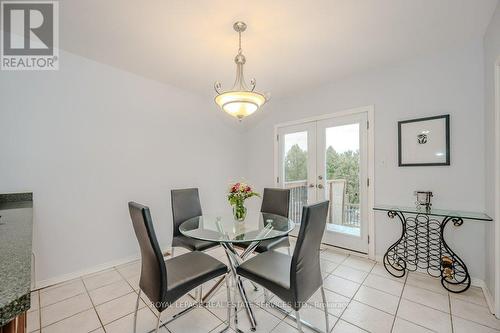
[284,180,360,228]
[284,181,308,223]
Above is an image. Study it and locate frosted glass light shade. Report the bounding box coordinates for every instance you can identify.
[215,91,267,120]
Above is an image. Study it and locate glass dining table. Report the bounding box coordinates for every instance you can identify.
[179,212,296,332]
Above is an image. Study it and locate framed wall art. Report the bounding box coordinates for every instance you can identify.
[398,114,450,166]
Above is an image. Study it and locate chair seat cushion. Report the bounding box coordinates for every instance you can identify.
[235,236,290,253]
[236,251,293,304]
[164,251,227,306]
[172,235,219,252]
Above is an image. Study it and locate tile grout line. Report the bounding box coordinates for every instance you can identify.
[118,256,232,332]
[38,291,87,310]
[390,273,448,333]
[254,250,349,332]
[389,271,408,332]
[84,269,148,312]
[114,266,173,332]
[116,265,162,315]
[324,253,373,333]
[37,290,42,333]
[358,275,453,317]
[38,298,94,330]
[345,292,398,317]
[449,292,454,333]
[115,261,167,317]
[39,308,96,331]
[323,251,351,332]
[80,276,107,333]
[34,246,497,333]
[39,272,126,310]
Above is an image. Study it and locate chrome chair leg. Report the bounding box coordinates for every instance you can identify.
[199,285,203,302]
[202,276,225,304]
[295,310,303,333]
[263,289,270,303]
[250,281,259,291]
[155,312,160,333]
[133,290,141,333]
[320,286,329,333]
[223,275,231,331]
[171,247,175,257]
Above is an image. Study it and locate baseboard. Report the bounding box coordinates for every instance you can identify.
[320,241,371,259]
[374,256,495,314]
[34,247,170,290]
[472,278,496,315]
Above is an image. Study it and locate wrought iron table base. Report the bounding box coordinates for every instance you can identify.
[383,210,471,293]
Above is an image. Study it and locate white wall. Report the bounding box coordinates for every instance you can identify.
[0,50,242,285]
[242,41,488,281]
[484,1,500,307]
[0,26,491,290]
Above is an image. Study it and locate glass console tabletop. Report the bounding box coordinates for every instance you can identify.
[373,205,492,221]
[179,212,296,243]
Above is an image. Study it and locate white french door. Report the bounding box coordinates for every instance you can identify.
[277,112,370,253]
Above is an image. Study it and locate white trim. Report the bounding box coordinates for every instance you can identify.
[297,235,371,258]
[474,278,496,315]
[327,245,370,259]
[273,105,374,129]
[35,253,139,290]
[34,247,169,290]
[367,107,375,260]
[273,105,376,259]
[494,60,500,318]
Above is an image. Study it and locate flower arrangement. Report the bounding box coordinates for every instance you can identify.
[227,181,260,221]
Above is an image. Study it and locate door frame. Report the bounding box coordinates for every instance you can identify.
[276,121,317,205]
[494,60,500,317]
[273,105,375,259]
[316,112,369,252]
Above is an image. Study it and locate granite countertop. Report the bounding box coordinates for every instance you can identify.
[0,193,33,326]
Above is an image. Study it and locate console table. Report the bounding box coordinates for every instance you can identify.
[373,205,492,293]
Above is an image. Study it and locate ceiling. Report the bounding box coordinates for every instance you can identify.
[60,0,498,100]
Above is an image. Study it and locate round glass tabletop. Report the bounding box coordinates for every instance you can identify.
[179,212,295,243]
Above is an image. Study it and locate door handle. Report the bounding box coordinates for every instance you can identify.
[317,184,324,189]
[308,184,315,188]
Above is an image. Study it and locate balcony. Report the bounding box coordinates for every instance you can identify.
[284,180,360,230]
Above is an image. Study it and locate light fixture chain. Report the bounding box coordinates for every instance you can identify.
[238,30,242,54]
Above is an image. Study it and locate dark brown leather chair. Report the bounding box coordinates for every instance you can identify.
[236,201,330,333]
[171,188,219,254]
[129,202,229,333]
[236,188,291,254]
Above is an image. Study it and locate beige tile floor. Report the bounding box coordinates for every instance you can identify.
[27,244,500,333]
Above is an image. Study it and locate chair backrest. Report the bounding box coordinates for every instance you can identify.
[260,188,290,217]
[128,202,167,307]
[290,201,329,308]
[171,188,202,237]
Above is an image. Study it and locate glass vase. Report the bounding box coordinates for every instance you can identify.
[233,203,247,222]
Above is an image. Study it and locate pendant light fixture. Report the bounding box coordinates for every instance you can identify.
[214,21,268,121]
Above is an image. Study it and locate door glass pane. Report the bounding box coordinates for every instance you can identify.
[325,124,361,236]
[283,131,308,223]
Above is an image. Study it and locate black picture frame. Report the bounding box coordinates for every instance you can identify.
[398,114,450,167]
